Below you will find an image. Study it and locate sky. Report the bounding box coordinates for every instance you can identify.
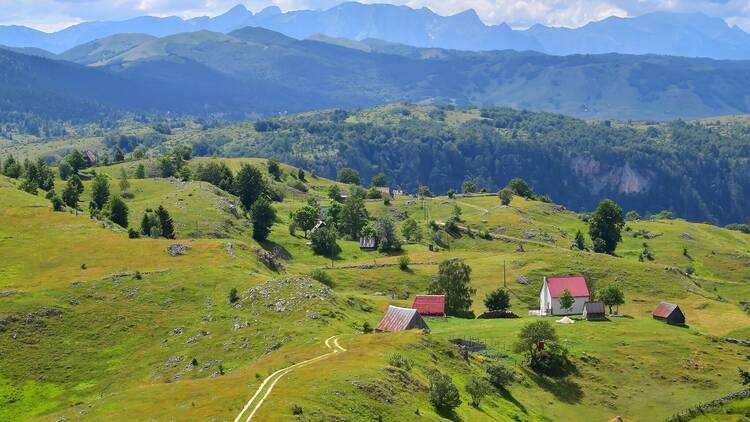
[1,0,749,32]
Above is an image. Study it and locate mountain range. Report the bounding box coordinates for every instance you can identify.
[1,3,750,60]
[2,25,750,122]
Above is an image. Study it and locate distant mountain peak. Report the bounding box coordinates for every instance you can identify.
[257,6,282,17]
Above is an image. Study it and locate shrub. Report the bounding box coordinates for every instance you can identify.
[128,228,141,239]
[50,195,64,211]
[428,371,461,414]
[310,226,340,257]
[486,363,514,388]
[484,288,511,311]
[291,404,303,416]
[388,353,413,371]
[362,321,373,333]
[399,255,411,271]
[309,269,334,288]
[465,376,491,406]
[228,287,239,304]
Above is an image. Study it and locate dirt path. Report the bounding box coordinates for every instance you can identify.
[234,335,346,422]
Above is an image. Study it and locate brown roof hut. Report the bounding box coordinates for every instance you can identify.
[652,302,686,325]
[583,301,606,321]
[376,305,429,332]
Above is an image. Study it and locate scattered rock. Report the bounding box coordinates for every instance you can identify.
[680,232,694,240]
[388,208,407,221]
[36,308,62,318]
[523,231,536,239]
[226,243,237,259]
[68,298,80,306]
[252,247,283,271]
[264,342,282,354]
[171,327,184,336]
[0,291,18,297]
[517,276,531,285]
[167,243,191,256]
[164,355,183,367]
[307,311,320,320]
[186,330,209,344]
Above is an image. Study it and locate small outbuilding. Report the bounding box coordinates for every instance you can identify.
[582,301,606,321]
[411,295,446,317]
[652,302,686,325]
[376,305,429,332]
[359,236,377,251]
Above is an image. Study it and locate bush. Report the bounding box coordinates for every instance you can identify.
[291,405,303,416]
[310,226,340,257]
[465,376,491,406]
[486,363,514,388]
[388,353,413,371]
[309,269,334,288]
[228,287,239,304]
[399,255,411,271]
[128,228,140,239]
[362,321,373,333]
[428,371,461,414]
[484,288,511,312]
[50,195,64,211]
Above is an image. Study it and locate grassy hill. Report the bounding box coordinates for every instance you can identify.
[0,156,749,421]
[16,103,749,224]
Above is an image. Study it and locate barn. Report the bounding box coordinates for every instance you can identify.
[583,301,606,321]
[652,302,686,325]
[376,305,429,332]
[539,275,590,316]
[411,295,446,317]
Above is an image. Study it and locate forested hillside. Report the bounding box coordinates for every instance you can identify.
[164,105,750,224]
[3,27,750,123]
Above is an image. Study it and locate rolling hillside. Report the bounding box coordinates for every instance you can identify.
[0,154,748,421]
[2,26,750,122]
[45,104,745,225]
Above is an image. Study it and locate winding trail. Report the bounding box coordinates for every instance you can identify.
[234,335,346,422]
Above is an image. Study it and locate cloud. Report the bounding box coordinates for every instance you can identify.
[0,0,748,32]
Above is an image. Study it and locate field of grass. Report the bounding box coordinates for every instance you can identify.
[1,152,750,421]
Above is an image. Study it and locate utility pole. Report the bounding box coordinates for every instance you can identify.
[503,261,508,288]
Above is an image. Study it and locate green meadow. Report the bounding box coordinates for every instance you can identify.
[0,156,748,421]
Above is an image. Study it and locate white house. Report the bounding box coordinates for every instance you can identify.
[539,275,590,316]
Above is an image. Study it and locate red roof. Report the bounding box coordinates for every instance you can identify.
[546,276,589,297]
[412,295,445,316]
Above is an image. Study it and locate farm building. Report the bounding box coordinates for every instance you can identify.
[539,275,590,316]
[411,295,446,317]
[83,150,97,166]
[583,301,606,321]
[359,236,377,251]
[376,305,429,332]
[652,302,686,325]
[376,187,393,199]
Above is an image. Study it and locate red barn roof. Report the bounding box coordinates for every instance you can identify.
[412,295,445,316]
[546,276,589,298]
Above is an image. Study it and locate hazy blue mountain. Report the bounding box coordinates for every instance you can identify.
[32,26,750,121]
[2,3,750,58]
[0,44,57,59]
[526,12,750,59]
[58,34,156,65]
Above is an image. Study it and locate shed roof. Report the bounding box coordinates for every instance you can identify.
[376,305,428,332]
[584,301,605,314]
[412,295,445,316]
[652,301,679,318]
[547,276,589,297]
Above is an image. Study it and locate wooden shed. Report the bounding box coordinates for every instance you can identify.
[582,301,606,321]
[652,302,686,325]
[376,305,429,332]
[359,236,377,251]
